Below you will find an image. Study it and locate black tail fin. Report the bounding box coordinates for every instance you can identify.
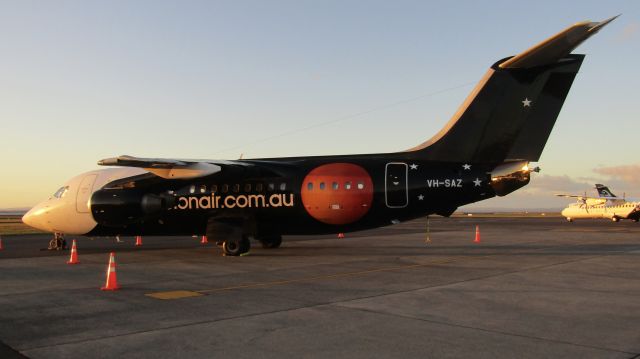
[407,17,617,165]
[595,184,617,198]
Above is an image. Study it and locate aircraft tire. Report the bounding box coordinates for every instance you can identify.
[223,236,250,256]
[260,235,282,249]
[612,216,620,222]
[566,217,573,222]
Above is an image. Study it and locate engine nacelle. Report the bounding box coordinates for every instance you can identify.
[91,189,175,227]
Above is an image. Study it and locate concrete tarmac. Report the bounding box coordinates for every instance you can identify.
[1,217,639,358]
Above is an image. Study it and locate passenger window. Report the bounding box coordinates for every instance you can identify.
[280,183,286,191]
[268,183,275,191]
[211,185,218,193]
[244,184,251,192]
[319,182,325,190]
[222,184,229,193]
[232,184,240,193]
[357,181,365,190]
[332,182,339,190]
[345,181,352,190]
[256,183,263,192]
[307,182,313,190]
[200,185,207,193]
[189,185,196,194]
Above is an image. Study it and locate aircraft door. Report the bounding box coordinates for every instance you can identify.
[385,163,408,208]
[76,174,97,213]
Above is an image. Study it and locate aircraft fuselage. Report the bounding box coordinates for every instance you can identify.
[88,156,525,237]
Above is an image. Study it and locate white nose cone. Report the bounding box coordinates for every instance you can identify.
[22,204,50,232]
[22,201,97,235]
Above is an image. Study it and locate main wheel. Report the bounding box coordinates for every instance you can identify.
[222,236,251,256]
[612,216,620,222]
[259,235,282,249]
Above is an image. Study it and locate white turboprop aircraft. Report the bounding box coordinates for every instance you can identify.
[557,184,640,222]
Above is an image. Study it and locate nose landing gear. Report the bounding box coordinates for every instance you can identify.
[47,233,67,251]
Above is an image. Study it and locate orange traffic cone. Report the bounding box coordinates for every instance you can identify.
[101,252,120,291]
[67,239,80,264]
[338,233,345,239]
[474,225,481,243]
[135,236,142,247]
[200,235,208,244]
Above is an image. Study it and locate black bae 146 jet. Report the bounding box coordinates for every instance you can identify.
[23,17,617,255]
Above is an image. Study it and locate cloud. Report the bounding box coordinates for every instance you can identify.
[615,22,639,43]
[520,174,591,194]
[593,164,640,188]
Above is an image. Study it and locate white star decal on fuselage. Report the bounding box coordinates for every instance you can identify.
[462,164,471,170]
[522,98,532,107]
[473,178,482,187]
[410,164,418,170]
[418,194,424,200]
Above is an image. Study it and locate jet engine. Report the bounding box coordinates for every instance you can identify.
[91,189,175,227]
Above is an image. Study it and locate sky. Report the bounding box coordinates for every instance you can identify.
[0,0,638,210]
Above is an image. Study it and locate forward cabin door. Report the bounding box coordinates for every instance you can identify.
[385,163,408,208]
[76,174,97,213]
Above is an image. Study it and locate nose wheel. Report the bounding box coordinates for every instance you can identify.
[47,233,67,251]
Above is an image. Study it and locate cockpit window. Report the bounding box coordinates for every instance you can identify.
[53,186,69,198]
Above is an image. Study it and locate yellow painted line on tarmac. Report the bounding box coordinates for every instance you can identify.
[197,256,463,294]
[145,290,204,300]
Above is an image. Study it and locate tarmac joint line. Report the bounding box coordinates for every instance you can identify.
[145,290,203,300]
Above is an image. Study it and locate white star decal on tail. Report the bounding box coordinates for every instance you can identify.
[410,164,418,170]
[522,98,532,107]
[418,194,424,200]
[462,164,471,170]
[473,178,482,187]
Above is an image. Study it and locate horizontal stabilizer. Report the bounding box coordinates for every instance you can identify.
[500,15,618,69]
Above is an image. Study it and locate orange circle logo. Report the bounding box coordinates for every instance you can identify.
[301,163,373,225]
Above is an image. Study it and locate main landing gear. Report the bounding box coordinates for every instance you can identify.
[258,235,282,249]
[222,235,251,256]
[206,219,283,256]
[220,235,282,256]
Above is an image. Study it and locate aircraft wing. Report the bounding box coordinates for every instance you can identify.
[555,194,586,199]
[97,155,250,180]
